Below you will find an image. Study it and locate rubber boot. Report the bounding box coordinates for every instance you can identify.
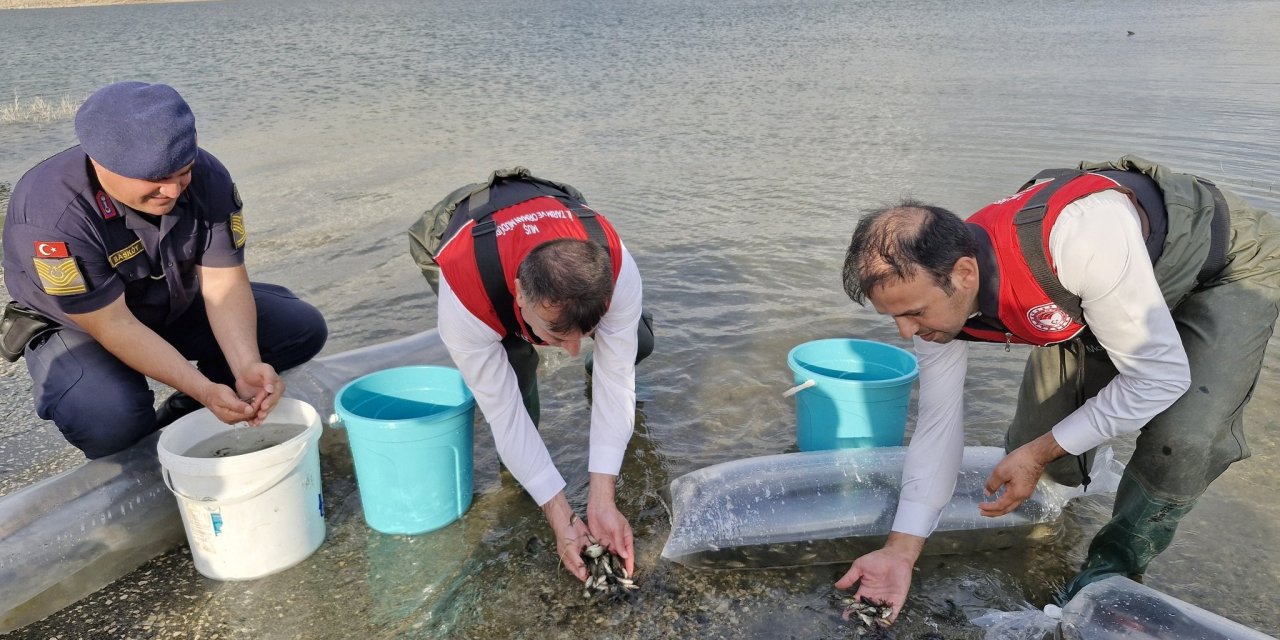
[154,391,203,428]
[1059,474,1197,602]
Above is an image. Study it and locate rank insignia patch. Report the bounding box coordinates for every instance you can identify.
[33,256,88,296]
[232,184,243,209]
[94,190,118,220]
[230,211,246,249]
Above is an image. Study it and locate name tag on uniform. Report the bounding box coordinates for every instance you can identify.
[108,240,145,268]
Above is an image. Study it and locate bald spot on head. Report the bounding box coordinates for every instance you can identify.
[855,205,931,285]
[841,199,976,305]
[843,204,934,304]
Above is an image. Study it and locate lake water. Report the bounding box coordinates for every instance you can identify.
[2,0,1279,637]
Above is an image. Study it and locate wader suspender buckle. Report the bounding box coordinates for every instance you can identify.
[468,179,612,340]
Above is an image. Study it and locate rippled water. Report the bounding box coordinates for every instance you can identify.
[2,0,1279,637]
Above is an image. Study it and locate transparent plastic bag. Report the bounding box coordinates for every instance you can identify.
[661,445,1124,569]
[1059,576,1276,640]
[970,605,1059,640]
[0,431,184,633]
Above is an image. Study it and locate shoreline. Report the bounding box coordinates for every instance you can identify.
[1,0,214,9]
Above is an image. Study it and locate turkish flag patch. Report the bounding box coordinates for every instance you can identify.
[34,241,70,258]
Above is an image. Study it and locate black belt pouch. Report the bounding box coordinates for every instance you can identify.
[0,302,56,362]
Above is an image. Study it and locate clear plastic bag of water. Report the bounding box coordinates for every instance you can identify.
[970,577,1275,640]
[661,445,1124,569]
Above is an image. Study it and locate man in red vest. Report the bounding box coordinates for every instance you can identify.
[837,156,1280,617]
[413,169,653,583]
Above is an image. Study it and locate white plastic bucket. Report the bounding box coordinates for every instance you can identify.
[157,398,325,580]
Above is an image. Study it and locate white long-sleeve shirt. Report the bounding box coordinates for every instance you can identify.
[437,246,643,507]
[892,189,1193,537]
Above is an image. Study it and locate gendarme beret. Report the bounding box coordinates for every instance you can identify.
[75,81,197,180]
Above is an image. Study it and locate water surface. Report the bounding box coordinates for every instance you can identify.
[2,0,1278,637]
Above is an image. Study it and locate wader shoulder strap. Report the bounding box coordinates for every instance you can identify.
[1193,177,1230,285]
[1027,167,1230,289]
[1017,168,1088,193]
[1013,171,1085,322]
[467,179,612,339]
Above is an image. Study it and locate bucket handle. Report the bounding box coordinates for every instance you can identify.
[782,379,816,398]
[162,439,312,507]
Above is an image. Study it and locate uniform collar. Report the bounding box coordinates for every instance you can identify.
[119,193,187,238]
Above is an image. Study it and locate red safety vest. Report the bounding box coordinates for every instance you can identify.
[435,195,624,341]
[960,173,1135,346]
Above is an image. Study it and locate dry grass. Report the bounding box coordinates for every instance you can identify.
[0,94,81,124]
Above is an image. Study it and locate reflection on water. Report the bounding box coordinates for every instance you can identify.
[2,0,1280,636]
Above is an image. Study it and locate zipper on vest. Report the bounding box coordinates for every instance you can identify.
[1005,333,1012,352]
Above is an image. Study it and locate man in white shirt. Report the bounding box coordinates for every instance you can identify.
[409,169,653,583]
[837,156,1280,617]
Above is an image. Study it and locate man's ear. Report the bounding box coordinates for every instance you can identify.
[513,278,525,308]
[951,256,979,291]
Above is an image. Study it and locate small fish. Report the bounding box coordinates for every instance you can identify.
[577,544,639,604]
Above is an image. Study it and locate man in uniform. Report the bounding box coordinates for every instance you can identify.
[410,169,654,583]
[2,81,328,459]
[838,156,1280,616]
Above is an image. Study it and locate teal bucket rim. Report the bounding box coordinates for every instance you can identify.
[335,365,475,425]
[787,338,919,388]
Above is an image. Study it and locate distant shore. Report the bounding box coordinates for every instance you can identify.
[1,0,213,9]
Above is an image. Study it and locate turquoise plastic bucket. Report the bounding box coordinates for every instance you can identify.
[787,339,919,451]
[335,366,475,535]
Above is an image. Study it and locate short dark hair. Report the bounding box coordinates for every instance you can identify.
[517,238,613,334]
[842,199,977,305]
